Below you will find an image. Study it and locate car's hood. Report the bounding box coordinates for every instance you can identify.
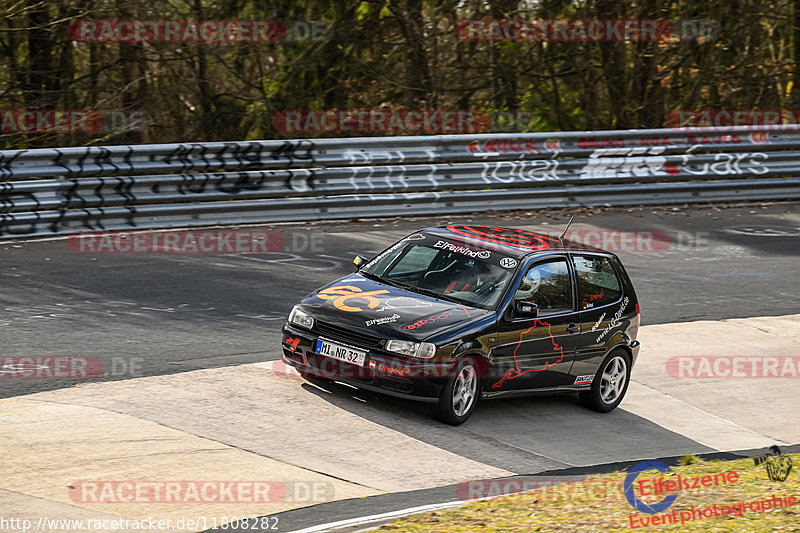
[298,274,491,342]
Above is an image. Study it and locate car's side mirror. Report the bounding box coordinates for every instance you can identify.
[515,301,539,317]
[352,255,368,270]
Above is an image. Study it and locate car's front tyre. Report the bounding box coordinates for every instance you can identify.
[579,349,631,412]
[432,357,480,425]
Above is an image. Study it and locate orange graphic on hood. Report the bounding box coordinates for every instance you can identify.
[317,285,391,312]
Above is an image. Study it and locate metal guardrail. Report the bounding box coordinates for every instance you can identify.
[2,126,800,239]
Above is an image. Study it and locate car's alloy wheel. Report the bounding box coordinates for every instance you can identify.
[600,355,627,405]
[452,364,477,416]
[579,349,631,413]
[433,357,480,425]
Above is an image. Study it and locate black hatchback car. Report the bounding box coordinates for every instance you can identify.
[281,224,640,425]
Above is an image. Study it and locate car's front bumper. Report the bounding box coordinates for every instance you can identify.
[281,324,449,403]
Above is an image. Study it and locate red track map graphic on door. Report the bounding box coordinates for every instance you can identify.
[492,319,565,389]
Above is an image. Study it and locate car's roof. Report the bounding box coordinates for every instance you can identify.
[423,224,609,259]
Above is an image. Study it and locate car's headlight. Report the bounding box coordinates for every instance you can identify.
[288,306,314,330]
[386,340,437,359]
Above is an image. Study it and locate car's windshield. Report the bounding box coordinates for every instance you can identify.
[360,233,518,310]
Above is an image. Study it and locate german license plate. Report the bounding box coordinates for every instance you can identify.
[314,338,366,367]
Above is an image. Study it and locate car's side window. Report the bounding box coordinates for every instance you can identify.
[571,255,622,310]
[513,258,573,315]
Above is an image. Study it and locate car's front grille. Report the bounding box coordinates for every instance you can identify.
[283,349,303,363]
[378,376,413,393]
[315,321,382,348]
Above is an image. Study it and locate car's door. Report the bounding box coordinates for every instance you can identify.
[569,253,627,384]
[490,256,581,391]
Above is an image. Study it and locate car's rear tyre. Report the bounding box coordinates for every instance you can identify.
[579,349,631,413]
[432,357,480,425]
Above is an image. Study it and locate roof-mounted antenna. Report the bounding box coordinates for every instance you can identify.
[558,216,574,241]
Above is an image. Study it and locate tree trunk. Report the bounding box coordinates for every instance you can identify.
[595,0,629,128]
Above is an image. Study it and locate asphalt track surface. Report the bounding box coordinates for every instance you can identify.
[0,203,800,531]
[2,201,799,533]
[2,201,797,400]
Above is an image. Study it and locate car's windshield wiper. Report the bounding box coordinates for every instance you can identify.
[360,271,403,288]
[361,272,465,305]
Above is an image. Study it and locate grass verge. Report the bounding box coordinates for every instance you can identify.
[374,453,798,532]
